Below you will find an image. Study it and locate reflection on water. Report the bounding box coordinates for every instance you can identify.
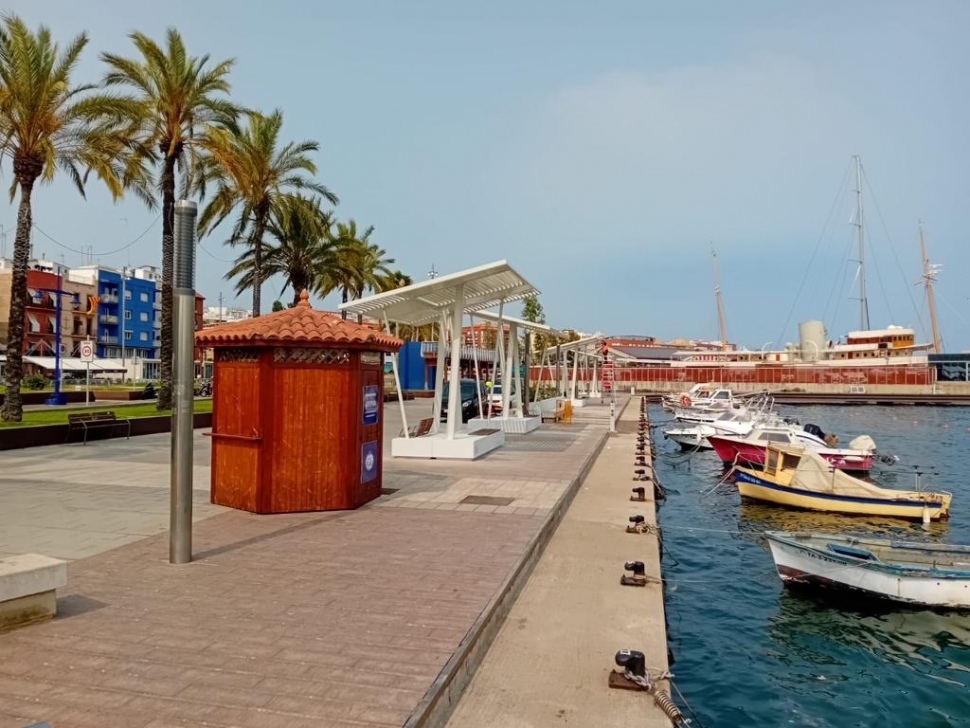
[769,589,970,686]
[656,404,970,728]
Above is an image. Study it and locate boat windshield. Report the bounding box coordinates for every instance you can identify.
[758,432,790,443]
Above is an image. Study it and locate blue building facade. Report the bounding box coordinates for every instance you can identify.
[96,269,159,360]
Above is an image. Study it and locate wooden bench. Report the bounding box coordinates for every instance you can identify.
[402,417,435,438]
[67,411,131,445]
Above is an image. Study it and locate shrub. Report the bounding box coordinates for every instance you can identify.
[23,374,49,390]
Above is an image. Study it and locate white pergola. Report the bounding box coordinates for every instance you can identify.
[541,334,605,404]
[339,260,538,459]
[469,310,562,432]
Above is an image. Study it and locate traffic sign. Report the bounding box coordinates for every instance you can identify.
[79,339,95,362]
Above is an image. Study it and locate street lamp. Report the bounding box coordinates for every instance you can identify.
[32,277,80,405]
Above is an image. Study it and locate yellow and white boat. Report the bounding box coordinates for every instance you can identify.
[733,444,951,521]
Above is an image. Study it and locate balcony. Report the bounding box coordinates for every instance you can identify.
[99,314,118,325]
[100,293,119,304]
[153,300,162,311]
[99,335,118,345]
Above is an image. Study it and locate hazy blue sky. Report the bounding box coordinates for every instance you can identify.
[8,1,969,349]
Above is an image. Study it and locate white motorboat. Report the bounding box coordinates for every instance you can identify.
[664,410,756,450]
[766,531,970,608]
[709,423,876,472]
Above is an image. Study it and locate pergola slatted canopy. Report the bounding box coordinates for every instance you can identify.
[473,310,563,337]
[338,260,539,457]
[338,260,537,326]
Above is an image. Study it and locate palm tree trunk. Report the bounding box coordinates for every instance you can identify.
[290,274,307,307]
[341,288,348,319]
[157,154,176,410]
[0,172,38,422]
[251,212,267,317]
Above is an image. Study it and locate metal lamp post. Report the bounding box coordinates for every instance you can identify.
[33,278,80,406]
[170,200,197,564]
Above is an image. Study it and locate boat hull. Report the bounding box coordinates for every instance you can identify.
[734,469,949,520]
[664,429,714,450]
[709,436,872,472]
[766,534,970,608]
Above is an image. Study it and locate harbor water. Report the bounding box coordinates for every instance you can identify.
[654,403,970,728]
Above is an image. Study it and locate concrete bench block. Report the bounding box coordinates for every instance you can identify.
[0,554,68,632]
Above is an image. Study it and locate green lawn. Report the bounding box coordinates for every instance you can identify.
[0,383,152,394]
[0,398,213,428]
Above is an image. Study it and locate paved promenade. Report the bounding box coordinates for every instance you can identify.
[0,397,617,728]
[447,399,671,727]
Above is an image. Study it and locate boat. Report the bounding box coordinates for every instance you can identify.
[667,386,741,415]
[708,423,876,472]
[733,444,951,521]
[661,382,719,412]
[665,391,778,450]
[664,410,756,450]
[765,531,970,608]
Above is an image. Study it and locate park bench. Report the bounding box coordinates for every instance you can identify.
[401,417,435,438]
[66,411,131,445]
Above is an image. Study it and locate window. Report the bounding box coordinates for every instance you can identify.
[139,312,148,322]
[140,292,149,303]
[139,332,148,341]
[124,330,132,341]
[27,313,40,332]
[124,289,132,300]
[125,310,132,320]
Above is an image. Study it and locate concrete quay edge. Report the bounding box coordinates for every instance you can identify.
[404,397,630,728]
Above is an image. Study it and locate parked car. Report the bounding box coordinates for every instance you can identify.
[487,383,515,413]
[440,379,486,424]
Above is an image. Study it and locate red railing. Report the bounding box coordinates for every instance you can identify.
[528,364,935,386]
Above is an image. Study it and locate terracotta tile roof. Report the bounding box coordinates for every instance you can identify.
[195,290,402,351]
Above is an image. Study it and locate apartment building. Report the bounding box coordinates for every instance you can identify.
[0,260,98,356]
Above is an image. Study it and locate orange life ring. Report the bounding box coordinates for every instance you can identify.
[679,394,692,407]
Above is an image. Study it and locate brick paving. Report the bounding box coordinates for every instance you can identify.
[0,399,616,728]
[0,507,540,727]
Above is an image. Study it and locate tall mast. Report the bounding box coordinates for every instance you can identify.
[919,221,942,353]
[712,245,728,350]
[853,154,870,330]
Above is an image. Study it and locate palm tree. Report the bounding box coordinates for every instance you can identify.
[197,110,336,317]
[0,15,150,421]
[330,220,394,319]
[225,193,343,307]
[101,28,237,409]
[378,269,413,292]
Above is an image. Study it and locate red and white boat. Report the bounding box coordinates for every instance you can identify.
[708,423,875,473]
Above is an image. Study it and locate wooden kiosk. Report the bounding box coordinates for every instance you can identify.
[195,290,402,514]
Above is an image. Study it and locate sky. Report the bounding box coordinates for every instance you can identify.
[7,1,970,350]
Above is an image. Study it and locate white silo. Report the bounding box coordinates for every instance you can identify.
[798,320,827,362]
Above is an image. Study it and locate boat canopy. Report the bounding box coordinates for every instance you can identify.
[765,445,929,501]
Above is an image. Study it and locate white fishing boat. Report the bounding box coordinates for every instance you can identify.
[765,531,970,608]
